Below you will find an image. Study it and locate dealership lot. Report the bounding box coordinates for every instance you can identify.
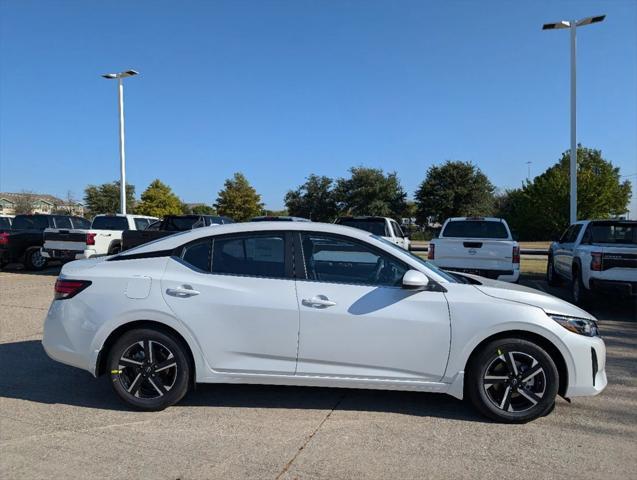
[1,266,635,479]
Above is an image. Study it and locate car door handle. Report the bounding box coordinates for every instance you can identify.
[302,296,337,308]
[166,286,200,297]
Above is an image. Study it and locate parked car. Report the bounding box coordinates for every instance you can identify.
[250,216,310,222]
[428,217,520,282]
[547,219,637,305]
[0,214,90,270]
[41,214,157,262]
[42,221,605,422]
[121,215,234,251]
[334,216,410,250]
[0,214,14,231]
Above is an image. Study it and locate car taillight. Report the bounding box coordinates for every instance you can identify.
[512,246,520,264]
[590,252,603,271]
[0,232,9,245]
[428,243,435,260]
[86,233,96,246]
[54,279,92,300]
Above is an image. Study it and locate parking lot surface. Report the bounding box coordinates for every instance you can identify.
[1,266,635,479]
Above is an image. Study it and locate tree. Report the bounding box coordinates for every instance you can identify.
[84,181,136,216]
[414,161,495,224]
[190,204,217,215]
[214,172,263,221]
[285,174,338,222]
[498,146,632,240]
[335,167,407,218]
[136,180,183,218]
[12,191,37,215]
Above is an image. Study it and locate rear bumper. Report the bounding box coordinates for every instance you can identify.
[42,248,97,260]
[589,278,637,296]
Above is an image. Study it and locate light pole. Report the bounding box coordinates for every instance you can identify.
[542,15,605,224]
[101,69,139,215]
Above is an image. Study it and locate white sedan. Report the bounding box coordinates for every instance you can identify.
[42,222,606,422]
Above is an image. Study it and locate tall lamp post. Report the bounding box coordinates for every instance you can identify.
[542,16,605,224]
[101,69,139,215]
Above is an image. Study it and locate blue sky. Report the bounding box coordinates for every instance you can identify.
[1,0,635,215]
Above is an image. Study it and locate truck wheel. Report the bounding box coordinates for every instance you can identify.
[571,268,591,306]
[546,256,560,286]
[24,247,48,271]
[108,243,121,255]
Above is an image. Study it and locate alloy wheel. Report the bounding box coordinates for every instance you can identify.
[483,350,546,413]
[31,250,46,268]
[116,340,178,399]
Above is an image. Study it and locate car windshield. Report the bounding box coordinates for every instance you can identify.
[338,219,388,236]
[372,235,458,283]
[11,215,49,230]
[442,220,509,239]
[91,216,129,230]
[589,222,637,245]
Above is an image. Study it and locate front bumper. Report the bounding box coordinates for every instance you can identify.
[563,334,607,398]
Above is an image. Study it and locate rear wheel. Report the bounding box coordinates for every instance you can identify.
[108,328,190,411]
[467,338,558,423]
[24,247,48,271]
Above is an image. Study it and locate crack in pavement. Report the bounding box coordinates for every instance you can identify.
[275,392,346,480]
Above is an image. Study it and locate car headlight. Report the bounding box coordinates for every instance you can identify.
[550,314,599,337]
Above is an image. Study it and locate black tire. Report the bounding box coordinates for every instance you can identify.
[571,267,591,306]
[108,328,190,411]
[546,255,560,286]
[24,247,48,271]
[467,338,558,423]
[108,242,121,255]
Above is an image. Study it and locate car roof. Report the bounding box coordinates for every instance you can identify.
[446,217,504,222]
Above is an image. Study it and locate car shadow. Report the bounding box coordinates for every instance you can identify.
[0,340,488,422]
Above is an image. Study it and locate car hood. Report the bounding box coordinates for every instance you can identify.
[466,276,595,320]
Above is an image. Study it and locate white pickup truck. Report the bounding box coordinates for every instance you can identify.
[428,217,520,282]
[41,214,157,262]
[334,216,411,250]
[547,219,637,305]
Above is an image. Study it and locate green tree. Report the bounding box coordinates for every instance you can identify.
[414,161,495,224]
[84,181,136,216]
[190,204,217,215]
[135,179,183,218]
[335,167,407,218]
[214,172,263,221]
[499,146,632,240]
[285,174,338,222]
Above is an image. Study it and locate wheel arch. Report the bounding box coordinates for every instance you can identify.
[95,320,197,389]
[464,329,569,397]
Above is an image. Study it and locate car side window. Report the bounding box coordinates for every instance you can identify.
[391,221,404,238]
[300,233,408,287]
[134,218,149,230]
[566,224,582,243]
[54,216,72,229]
[559,226,572,243]
[181,239,211,271]
[211,234,286,278]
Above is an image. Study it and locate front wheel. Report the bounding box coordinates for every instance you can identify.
[571,269,591,306]
[467,338,558,423]
[108,328,190,411]
[546,256,560,286]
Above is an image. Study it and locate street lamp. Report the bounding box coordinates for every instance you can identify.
[542,16,605,224]
[101,69,139,215]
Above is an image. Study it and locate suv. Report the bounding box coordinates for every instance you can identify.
[334,216,410,250]
[0,214,90,270]
[547,220,637,304]
[428,217,520,282]
[42,214,157,262]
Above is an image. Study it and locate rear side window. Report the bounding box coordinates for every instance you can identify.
[212,234,286,278]
[442,221,509,239]
[336,219,389,236]
[91,216,129,230]
[134,218,150,230]
[72,217,91,229]
[391,221,404,238]
[0,217,11,229]
[181,239,211,271]
[53,216,72,229]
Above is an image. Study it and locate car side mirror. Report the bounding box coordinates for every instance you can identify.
[402,270,430,290]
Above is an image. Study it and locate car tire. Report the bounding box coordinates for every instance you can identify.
[108,328,191,411]
[571,268,591,306]
[546,255,560,286]
[24,247,48,271]
[467,338,559,423]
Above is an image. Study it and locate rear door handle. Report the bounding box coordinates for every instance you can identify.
[302,296,337,308]
[166,286,200,297]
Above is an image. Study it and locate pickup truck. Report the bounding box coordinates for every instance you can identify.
[0,214,90,270]
[121,215,234,251]
[547,219,637,305]
[41,214,157,262]
[428,217,520,282]
[334,216,411,250]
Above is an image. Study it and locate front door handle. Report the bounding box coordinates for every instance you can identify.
[302,295,337,308]
[166,285,200,297]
